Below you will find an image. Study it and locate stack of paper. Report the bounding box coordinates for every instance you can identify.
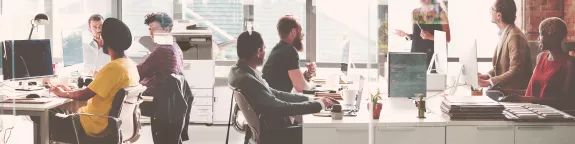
[441,96,506,120]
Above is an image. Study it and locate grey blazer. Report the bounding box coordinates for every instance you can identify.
[228,61,322,130]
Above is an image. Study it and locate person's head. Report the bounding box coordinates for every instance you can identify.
[237,31,265,66]
[538,17,567,51]
[277,15,304,52]
[88,14,104,38]
[144,12,173,39]
[101,18,132,59]
[420,0,435,5]
[491,0,517,25]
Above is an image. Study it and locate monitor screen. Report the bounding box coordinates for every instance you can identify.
[1,39,54,80]
[340,36,351,73]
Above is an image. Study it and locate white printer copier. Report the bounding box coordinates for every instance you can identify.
[171,20,216,125]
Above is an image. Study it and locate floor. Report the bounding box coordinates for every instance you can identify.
[1,116,246,144]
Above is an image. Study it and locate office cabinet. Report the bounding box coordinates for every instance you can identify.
[446,126,514,144]
[184,60,215,125]
[515,126,575,144]
[375,126,445,144]
[303,128,368,144]
[212,86,233,124]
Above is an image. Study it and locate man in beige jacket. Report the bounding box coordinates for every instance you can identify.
[478,0,532,90]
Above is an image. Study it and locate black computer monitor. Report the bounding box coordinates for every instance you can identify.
[1,39,54,80]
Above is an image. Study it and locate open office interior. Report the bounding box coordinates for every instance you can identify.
[1,0,575,144]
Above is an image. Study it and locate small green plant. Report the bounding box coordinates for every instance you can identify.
[371,89,382,104]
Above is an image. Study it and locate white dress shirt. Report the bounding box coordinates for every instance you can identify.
[82,40,111,74]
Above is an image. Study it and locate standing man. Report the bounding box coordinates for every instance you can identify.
[83,14,111,75]
[137,12,183,96]
[262,15,316,93]
[478,0,532,90]
[137,12,184,118]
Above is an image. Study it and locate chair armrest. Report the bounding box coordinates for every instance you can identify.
[71,113,121,125]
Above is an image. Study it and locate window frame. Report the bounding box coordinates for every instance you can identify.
[42,0,526,67]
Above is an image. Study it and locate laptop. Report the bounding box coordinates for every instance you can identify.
[313,75,366,117]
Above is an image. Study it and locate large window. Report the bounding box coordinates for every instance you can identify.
[0,0,46,72]
[187,0,243,61]
[254,0,307,60]
[0,0,46,41]
[316,0,375,63]
[122,0,173,59]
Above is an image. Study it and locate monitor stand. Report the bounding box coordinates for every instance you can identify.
[15,80,44,91]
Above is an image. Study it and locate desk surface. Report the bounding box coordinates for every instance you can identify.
[1,85,72,112]
[303,80,575,128]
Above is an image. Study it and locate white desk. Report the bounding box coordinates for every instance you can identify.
[1,87,72,144]
[303,88,575,144]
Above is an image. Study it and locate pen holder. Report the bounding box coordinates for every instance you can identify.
[331,104,343,120]
[471,90,482,96]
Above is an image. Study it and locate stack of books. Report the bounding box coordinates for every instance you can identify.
[503,104,575,122]
[440,96,506,120]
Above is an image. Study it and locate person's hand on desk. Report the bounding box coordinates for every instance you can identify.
[478,79,491,87]
[317,97,339,108]
[49,85,71,98]
[478,73,490,80]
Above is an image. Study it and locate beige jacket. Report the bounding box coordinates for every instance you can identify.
[488,25,533,90]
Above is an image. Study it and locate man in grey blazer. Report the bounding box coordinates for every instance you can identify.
[229,31,337,144]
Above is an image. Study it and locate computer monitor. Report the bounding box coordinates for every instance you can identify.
[459,39,479,89]
[433,30,448,74]
[1,39,54,80]
[340,35,351,75]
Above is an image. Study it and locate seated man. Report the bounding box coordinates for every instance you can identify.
[510,17,575,110]
[138,12,183,96]
[262,15,316,93]
[48,18,140,142]
[229,31,337,144]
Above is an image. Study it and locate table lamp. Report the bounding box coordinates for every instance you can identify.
[28,13,50,40]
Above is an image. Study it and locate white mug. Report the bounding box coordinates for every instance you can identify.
[342,89,358,106]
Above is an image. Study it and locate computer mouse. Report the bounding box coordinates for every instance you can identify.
[26,94,41,98]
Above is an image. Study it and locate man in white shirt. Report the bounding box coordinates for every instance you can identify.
[83,14,111,75]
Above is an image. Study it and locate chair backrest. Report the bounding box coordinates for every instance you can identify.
[109,85,147,143]
[231,87,261,143]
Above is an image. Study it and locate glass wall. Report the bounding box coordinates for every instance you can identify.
[53,0,112,66]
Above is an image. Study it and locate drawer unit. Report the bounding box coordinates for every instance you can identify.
[375,126,445,144]
[191,89,213,97]
[303,127,368,144]
[447,126,514,144]
[192,97,213,106]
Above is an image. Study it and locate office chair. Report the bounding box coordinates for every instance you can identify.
[227,87,261,144]
[66,85,146,144]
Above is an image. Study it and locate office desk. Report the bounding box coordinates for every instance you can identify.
[1,88,72,144]
[302,84,575,144]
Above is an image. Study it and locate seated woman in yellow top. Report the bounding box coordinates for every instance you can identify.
[48,18,140,142]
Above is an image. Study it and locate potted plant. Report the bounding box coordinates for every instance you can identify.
[370,89,383,119]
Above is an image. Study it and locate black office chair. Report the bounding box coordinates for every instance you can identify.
[226,86,302,144]
[69,85,146,144]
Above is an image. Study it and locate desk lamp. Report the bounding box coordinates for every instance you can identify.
[28,13,50,40]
